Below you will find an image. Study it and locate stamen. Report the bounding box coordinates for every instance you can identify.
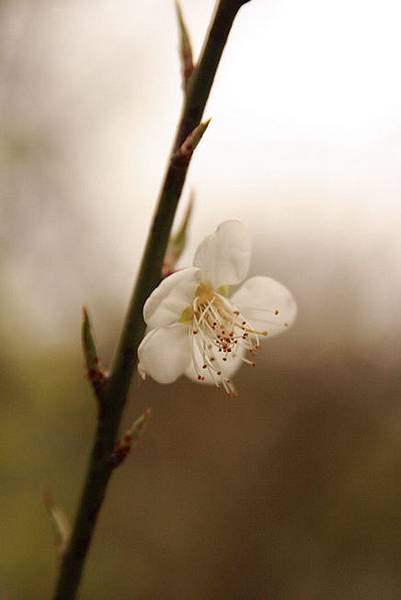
[188,286,268,394]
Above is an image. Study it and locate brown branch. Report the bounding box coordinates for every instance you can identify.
[52,1,253,598]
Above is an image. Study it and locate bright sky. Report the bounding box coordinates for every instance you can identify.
[4,0,401,342]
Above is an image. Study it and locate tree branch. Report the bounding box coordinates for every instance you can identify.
[52,1,252,598]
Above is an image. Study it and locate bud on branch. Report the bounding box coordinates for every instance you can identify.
[163,192,194,276]
[110,408,152,467]
[175,119,211,162]
[175,1,194,90]
[81,307,107,402]
[43,487,71,560]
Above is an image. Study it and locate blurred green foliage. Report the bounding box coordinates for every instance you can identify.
[2,306,401,599]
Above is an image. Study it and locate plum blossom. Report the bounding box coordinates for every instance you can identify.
[138,221,297,396]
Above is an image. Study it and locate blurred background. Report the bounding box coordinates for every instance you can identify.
[2,0,401,598]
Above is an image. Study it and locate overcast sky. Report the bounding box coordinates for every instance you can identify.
[2,0,401,343]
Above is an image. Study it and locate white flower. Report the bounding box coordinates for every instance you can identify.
[138,220,297,396]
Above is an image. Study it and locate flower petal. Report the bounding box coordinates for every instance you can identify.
[193,220,251,288]
[144,267,201,328]
[231,276,297,338]
[138,324,191,384]
[184,343,245,385]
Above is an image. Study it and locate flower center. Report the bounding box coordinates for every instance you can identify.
[185,283,267,397]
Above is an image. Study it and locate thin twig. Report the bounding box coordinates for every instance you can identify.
[52,1,252,598]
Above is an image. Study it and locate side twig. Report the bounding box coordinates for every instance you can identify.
[52,1,252,598]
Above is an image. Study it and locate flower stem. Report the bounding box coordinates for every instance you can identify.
[52,1,252,598]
